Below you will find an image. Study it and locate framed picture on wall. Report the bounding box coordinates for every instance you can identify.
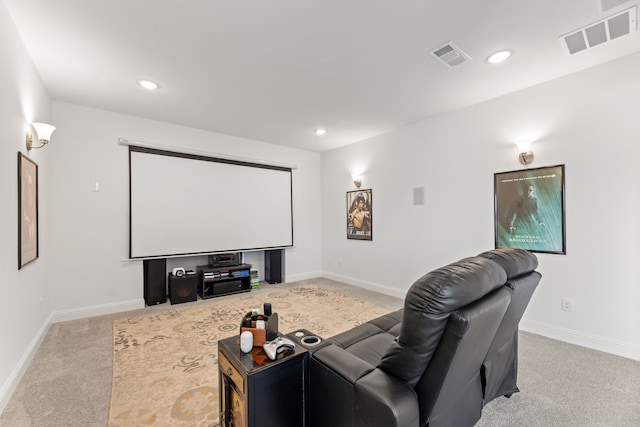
[347,189,372,240]
[18,152,39,268]
[494,164,566,254]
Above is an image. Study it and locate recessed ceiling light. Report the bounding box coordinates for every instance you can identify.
[487,50,513,64]
[137,79,160,90]
[315,129,327,135]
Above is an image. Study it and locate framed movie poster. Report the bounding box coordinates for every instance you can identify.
[347,189,372,240]
[18,152,39,268]
[494,164,566,254]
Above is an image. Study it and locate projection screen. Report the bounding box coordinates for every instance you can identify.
[129,146,293,259]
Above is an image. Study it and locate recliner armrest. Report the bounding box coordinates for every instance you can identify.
[311,345,419,427]
[355,369,420,427]
[313,343,375,383]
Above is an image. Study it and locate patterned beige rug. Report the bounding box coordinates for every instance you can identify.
[109,285,393,426]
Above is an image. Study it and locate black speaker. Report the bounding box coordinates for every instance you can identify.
[143,258,167,305]
[169,274,198,304]
[265,249,283,284]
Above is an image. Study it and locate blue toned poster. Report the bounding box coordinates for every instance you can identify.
[494,165,566,254]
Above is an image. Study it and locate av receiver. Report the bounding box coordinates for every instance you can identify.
[209,252,242,268]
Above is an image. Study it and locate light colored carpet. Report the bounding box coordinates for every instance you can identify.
[109,284,393,426]
[1,277,638,426]
[476,332,640,427]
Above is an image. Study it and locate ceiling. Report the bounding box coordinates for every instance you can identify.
[5,0,640,152]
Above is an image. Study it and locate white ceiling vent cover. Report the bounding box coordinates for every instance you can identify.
[599,0,632,12]
[560,6,637,55]
[429,42,471,68]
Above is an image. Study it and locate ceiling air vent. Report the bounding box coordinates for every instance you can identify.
[429,42,471,68]
[560,6,637,55]
[598,0,632,13]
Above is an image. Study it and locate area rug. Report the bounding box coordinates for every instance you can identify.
[109,285,393,426]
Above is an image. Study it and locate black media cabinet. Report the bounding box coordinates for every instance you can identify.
[218,335,308,426]
[197,263,252,298]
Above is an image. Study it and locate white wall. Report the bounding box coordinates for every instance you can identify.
[1,63,322,411]
[48,102,322,314]
[321,52,640,360]
[0,2,52,411]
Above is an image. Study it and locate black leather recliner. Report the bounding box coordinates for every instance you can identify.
[308,249,540,427]
[477,248,541,405]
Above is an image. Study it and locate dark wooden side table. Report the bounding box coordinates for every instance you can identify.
[218,335,308,427]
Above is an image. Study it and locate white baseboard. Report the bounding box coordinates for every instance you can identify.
[521,319,640,361]
[0,298,144,414]
[0,312,52,415]
[50,298,144,323]
[321,271,408,300]
[323,271,640,361]
[284,270,323,283]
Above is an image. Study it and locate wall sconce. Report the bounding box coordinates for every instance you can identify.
[26,122,56,150]
[351,174,362,189]
[516,141,534,165]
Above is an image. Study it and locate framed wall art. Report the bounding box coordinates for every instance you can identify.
[18,152,39,269]
[347,189,372,240]
[494,164,566,254]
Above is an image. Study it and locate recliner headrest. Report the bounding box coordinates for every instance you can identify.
[477,248,538,280]
[406,256,507,315]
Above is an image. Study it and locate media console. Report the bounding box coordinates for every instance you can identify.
[197,263,252,298]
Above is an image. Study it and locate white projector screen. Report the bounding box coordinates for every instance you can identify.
[129,146,293,259]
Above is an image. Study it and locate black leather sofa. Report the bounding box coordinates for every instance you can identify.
[307,248,540,427]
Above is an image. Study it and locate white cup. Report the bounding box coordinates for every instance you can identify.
[240,331,253,353]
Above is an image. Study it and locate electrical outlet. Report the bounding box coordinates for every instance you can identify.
[561,298,574,312]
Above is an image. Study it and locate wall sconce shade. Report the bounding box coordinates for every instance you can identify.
[516,141,534,165]
[26,122,56,150]
[351,174,362,189]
